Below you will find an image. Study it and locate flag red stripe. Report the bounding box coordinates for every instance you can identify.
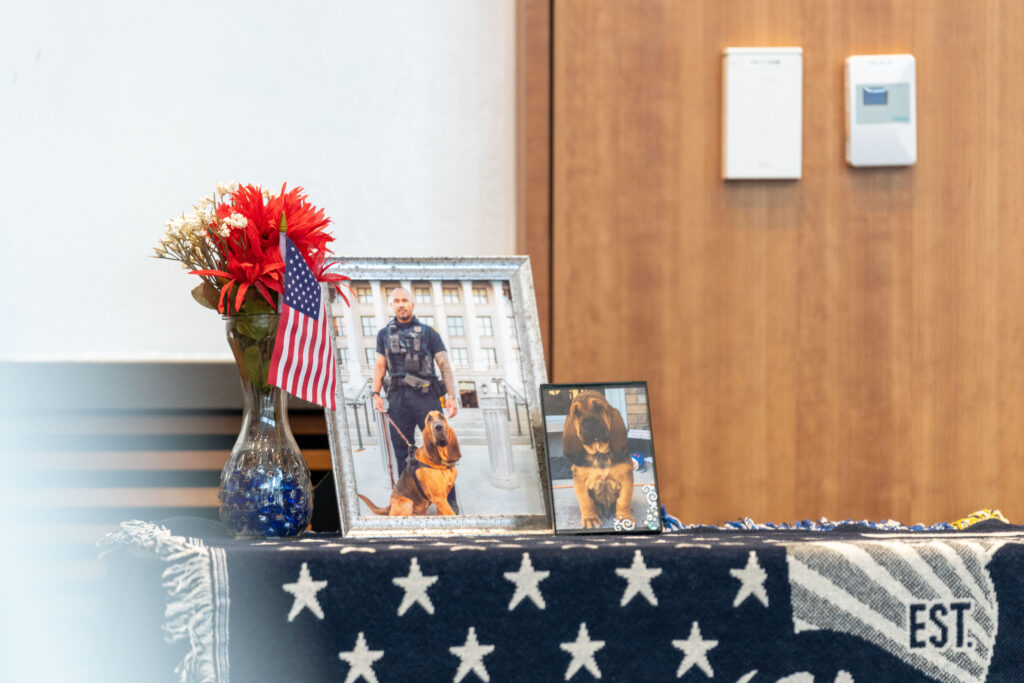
[316,306,337,408]
[285,309,308,395]
[309,312,330,404]
[314,312,335,408]
[324,348,337,408]
[323,317,336,406]
[268,310,282,384]
[269,306,293,387]
[277,306,298,389]
[294,314,314,400]
[322,315,336,405]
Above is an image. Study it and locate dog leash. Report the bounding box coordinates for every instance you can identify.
[381,410,413,488]
[382,411,413,449]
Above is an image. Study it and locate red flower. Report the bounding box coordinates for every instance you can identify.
[190,248,283,315]
[265,184,334,267]
[194,182,349,313]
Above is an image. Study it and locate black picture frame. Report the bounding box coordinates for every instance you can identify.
[539,381,662,535]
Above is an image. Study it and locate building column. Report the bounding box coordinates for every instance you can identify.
[492,280,517,385]
[480,392,519,489]
[342,302,362,386]
[371,279,387,332]
[431,280,449,346]
[462,281,484,371]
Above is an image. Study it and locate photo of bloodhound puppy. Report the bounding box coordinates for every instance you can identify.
[358,411,462,516]
[562,390,634,529]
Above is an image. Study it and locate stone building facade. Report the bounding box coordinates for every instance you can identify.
[328,279,524,407]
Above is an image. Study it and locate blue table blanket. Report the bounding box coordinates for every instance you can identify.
[100,518,1024,682]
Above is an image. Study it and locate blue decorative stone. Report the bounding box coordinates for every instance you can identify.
[219,463,312,538]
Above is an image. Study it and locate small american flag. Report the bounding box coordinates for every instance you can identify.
[268,235,337,410]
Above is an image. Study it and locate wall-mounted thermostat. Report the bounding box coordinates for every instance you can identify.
[722,47,803,180]
[845,54,916,167]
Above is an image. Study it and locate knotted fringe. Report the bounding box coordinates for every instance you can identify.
[99,521,221,683]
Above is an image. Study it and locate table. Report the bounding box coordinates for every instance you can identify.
[99,517,1024,682]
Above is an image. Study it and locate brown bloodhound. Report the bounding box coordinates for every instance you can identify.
[562,390,634,529]
[358,410,462,516]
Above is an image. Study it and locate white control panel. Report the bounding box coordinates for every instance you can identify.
[845,54,917,167]
[722,47,803,180]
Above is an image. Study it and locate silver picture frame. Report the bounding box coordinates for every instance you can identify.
[322,256,552,536]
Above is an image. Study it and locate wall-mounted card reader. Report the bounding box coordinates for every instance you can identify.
[845,54,916,166]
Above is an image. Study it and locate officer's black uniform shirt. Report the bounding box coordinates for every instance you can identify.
[375,316,447,380]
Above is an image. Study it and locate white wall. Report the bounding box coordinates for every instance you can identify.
[0,0,516,361]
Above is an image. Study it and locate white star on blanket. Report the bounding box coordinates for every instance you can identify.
[560,622,605,680]
[504,552,550,610]
[616,549,663,606]
[449,626,495,683]
[673,621,718,678]
[338,631,384,683]
[282,562,328,621]
[393,556,438,616]
[730,550,769,608]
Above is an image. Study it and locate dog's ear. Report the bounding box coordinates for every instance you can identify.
[420,418,437,455]
[609,404,629,459]
[444,420,462,462]
[562,409,588,466]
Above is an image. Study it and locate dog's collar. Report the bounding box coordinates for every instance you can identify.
[415,448,456,470]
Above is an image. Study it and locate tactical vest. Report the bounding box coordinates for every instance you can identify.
[384,320,434,380]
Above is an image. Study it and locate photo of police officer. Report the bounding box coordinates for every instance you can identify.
[372,287,460,510]
[334,273,548,521]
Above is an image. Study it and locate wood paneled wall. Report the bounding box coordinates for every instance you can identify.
[527,0,1024,525]
[516,0,553,371]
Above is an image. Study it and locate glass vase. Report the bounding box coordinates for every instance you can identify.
[218,313,313,538]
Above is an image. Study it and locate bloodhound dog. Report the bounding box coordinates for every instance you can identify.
[358,410,462,516]
[562,390,634,529]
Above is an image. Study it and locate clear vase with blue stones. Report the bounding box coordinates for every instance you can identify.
[219,313,312,538]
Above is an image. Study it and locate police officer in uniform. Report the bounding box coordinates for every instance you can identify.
[372,288,459,504]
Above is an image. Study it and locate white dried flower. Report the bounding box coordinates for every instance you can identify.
[216,181,235,195]
[224,212,248,229]
[262,188,272,202]
[183,211,201,227]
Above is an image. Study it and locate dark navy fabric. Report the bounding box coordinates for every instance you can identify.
[132,519,1024,682]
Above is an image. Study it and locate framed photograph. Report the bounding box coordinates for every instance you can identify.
[540,382,662,535]
[322,256,552,536]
